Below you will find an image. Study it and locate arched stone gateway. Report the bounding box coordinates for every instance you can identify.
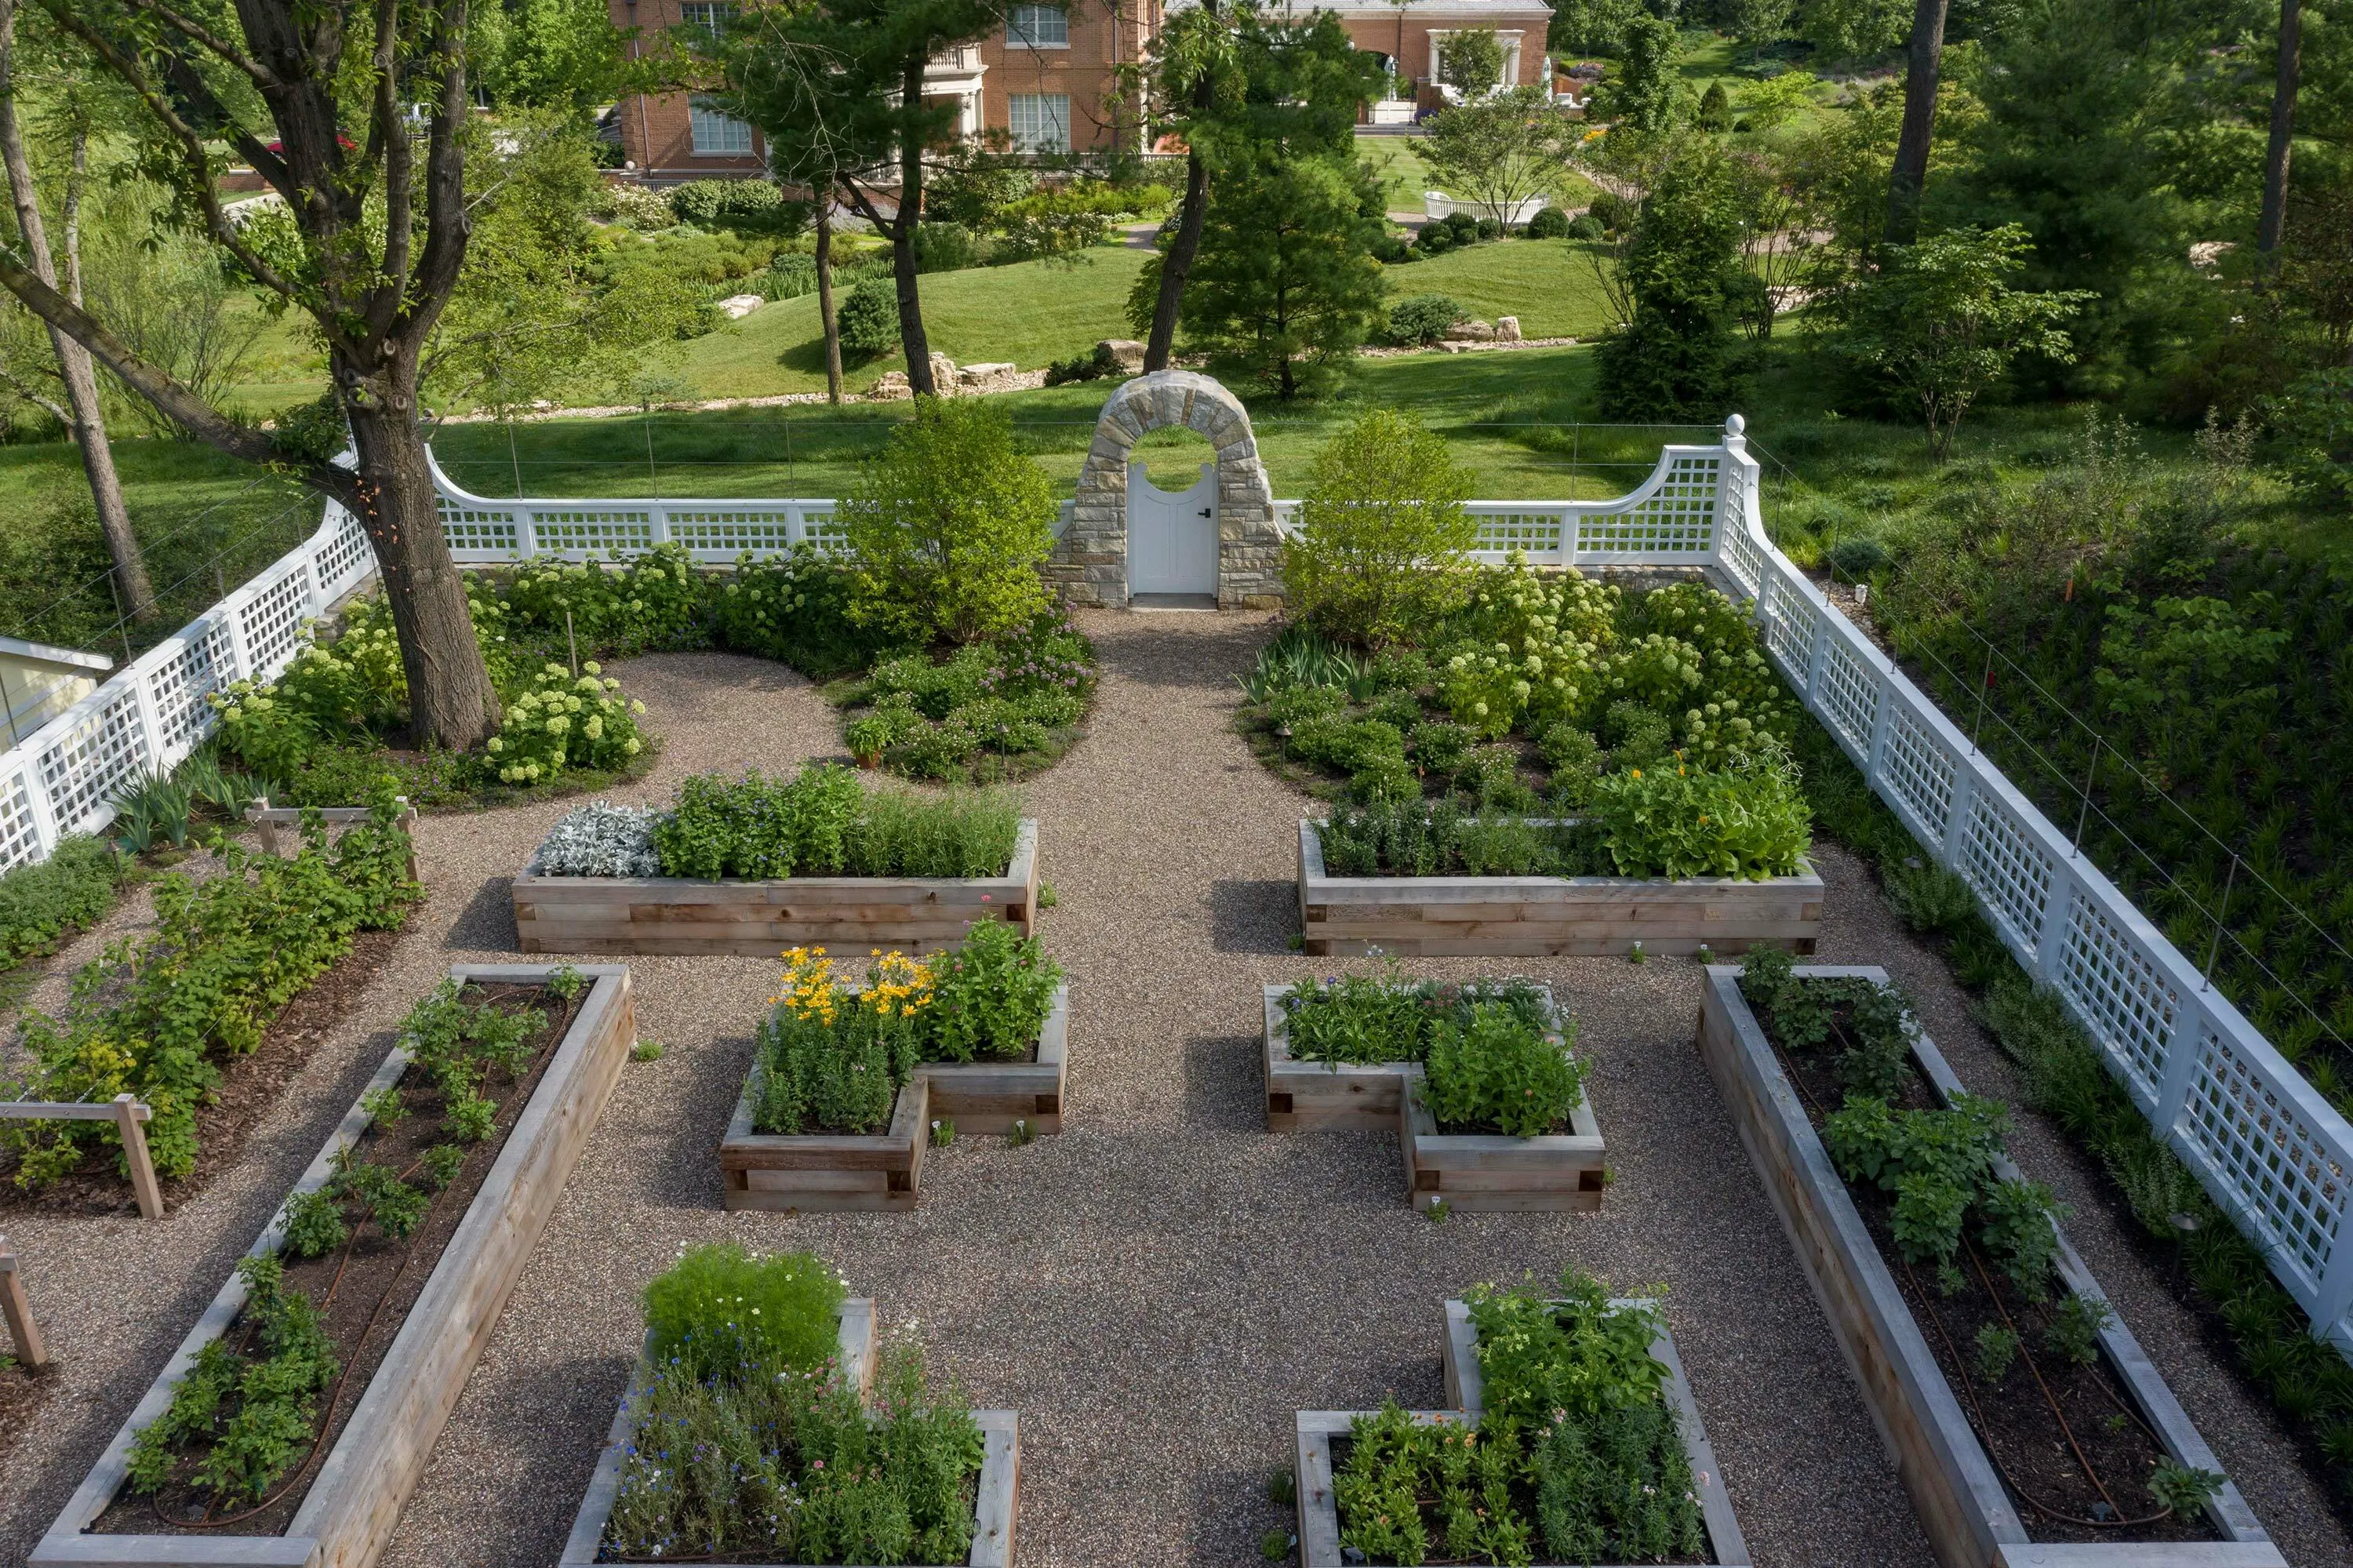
[1045,370,1286,609]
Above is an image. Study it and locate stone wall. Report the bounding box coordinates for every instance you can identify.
[1045,370,1287,609]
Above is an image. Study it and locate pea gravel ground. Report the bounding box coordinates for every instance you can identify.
[2,614,2346,1568]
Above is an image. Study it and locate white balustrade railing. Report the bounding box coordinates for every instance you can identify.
[0,500,373,875]
[9,423,2348,1360]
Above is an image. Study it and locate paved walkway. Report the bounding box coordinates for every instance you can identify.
[2,615,2346,1566]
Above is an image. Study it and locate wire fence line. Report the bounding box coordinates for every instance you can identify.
[1744,438,2353,1079]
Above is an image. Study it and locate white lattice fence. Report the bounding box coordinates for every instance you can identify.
[1711,424,2353,1357]
[428,449,847,562]
[0,504,373,872]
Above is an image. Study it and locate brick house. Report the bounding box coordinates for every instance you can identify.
[604,0,1548,180]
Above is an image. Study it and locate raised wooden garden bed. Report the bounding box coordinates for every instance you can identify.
[1297,820,1822,958]
[31,963,635,1568]
[720,984,1068,1213]
[1261,984,1606,1212]
[513,820,1041,957]
[1697,964,2285,1568]
[1291,1298,1749,1568]
[560,1297,1018,1568]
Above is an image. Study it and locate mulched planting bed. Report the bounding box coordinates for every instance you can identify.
[0,930,401,1218]
[1743,967,2217,1544]
[90,978,578,1537]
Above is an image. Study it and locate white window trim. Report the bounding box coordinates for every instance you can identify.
[689,96,755,158]
[1006,4,1071,48]
[1427,28,1526,89]
[1007,92,1073,153]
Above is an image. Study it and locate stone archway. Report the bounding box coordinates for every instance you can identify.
[1045,370,1286,609]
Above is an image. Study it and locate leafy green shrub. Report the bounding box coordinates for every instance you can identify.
[2,799,420,1184]
[1584,190,1637,235]
[1586,751,1812,879]
[1454,745,1535,812]
[1537,724,1603,803]
[1288,715,1406,775]
[840,398,1057,646]
[1525,206,1569,239]
[1044,343,1120,386]
[836,277,900,356]
[1424,1002,1585,1136]
[643,1242,847,1384]
[668,178,800,229]
[890,717,982,780]
[710,546,900,678]
[1408,719,1475,773]
[1279,970,1551,1066]
[1414,220,1455,254]
[645,766,1016,880]
[1386,293,1468,346]
[1566,213,1606,240]
[919,917,1062,1062]
[1827,536,1892,578]
[1283,409,1478,648]
[485,663,647,785]
[0,835,128,970]
[477,544,709,659]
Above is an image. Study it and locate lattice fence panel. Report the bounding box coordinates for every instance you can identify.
[148,622,238,755]
[1818,636,1880,757]
[2181,1028,2345,1290]
[801,510,848,553]
[439,502,523,555]
[529,511,656,555]
[0,765,37,873]
[1475,512,1566,555]
[2057,898,2179,1101]
[315,514,374,595]
[239,564,313,682]
[1718,511,1766,596]
[38,689,147,835]
[1962,791,2054,951]
[1577,455,1720,555]
[1760,573,1816,672]
[1880,704,1956,843]
[666,511,800,555]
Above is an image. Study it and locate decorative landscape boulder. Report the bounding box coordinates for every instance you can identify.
[1495,315,1522,341]
[1442,318,1495,342]
[716,293,763,320]
[1097,338,1146,371]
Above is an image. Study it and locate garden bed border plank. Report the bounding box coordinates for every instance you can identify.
[1297,820,1822,958]
[1695,963,2279,1568]
[1398,1075,1605,1213]
[1439,1298,1748,1564]
[512,821,1039,957]
[31,963,638,1568]
[719,984,1067,1213]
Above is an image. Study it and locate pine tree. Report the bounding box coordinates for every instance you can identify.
[1181,151,1386,399]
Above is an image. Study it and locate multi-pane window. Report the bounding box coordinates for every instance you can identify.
[1007,93,1071,151]
[1006,4,1069,46]
[690,96,755,155]
[680,2,733,32]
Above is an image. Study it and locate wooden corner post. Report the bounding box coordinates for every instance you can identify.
[113,1094,165,1221]
[0,1237,48,1368]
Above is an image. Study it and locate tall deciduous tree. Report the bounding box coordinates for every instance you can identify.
[0,3,153,623]
[1884,0,1950,243]
[1133,0,1239,372]
[1438,26,1506,97]
[2258,0,2304,260]
[726,0,1002,396]
[0,1,504,748]
[1422,85,1573,225]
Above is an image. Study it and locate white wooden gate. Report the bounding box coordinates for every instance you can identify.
[1125,460,1219,598]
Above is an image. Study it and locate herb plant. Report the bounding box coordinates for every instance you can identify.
[642,1242,847,1384]
[1278,968,1551,1067]
[1424,1002,1586,1137]
[608,766,1021,882]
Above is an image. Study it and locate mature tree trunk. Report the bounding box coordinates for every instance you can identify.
[344,380,497,749]
[893,49,935,395]
[815,195,843,405]
[2257,0,2302,260]
[0,0,155,622]
[1144,147,1208,371]
[1884,0,1951,245]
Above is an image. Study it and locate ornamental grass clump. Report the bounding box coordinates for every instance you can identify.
[1279,967,1551,1067]
[606,1254,983,1566]
[1335,1265,1705,1564]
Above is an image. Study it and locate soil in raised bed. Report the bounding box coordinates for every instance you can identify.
[1755,987,2219,1544]
[91,979,579,1538]
[0,930,402,1218]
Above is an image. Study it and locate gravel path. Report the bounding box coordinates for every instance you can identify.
[2,617,2344,1567]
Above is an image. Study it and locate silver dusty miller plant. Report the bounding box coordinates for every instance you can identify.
[535,802,664,877]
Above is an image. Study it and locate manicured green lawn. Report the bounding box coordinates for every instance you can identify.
[0,438,319,656]
[1355,133,1598,222]
[1378,238,1618,340]
[431,344,1735,503]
